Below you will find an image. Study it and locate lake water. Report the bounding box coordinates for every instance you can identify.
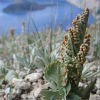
[0,0,94,35]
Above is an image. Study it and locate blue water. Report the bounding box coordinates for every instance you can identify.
[0,0,94,35]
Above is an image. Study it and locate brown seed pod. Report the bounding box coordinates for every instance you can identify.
[85,34,91,39]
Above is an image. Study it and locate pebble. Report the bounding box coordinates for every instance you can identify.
[0,97,4,100]
[19,71,26,78]
[10,78,23,86]
[33,87,42,98]
[21,94,28,100]
[16,81,30,90]
[0,90,5,96]
[25,73,42,82]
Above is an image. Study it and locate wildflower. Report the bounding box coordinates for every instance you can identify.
[59,8,90,61]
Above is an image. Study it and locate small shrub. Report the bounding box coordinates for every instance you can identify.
[41,8,97,100]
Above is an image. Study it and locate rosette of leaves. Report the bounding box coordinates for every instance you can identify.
[41,61,71,100]
[41,8,97,100]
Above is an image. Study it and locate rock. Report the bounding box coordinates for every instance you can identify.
[4,71,44,99]
[33,87,42,98]
[25,73,43,82]
[12,88,21,94]
[35,68,43,73]
[21,94,28,100]
[16,81,30,90]
[96,79,100,89]
[38,79,44,85]
[91,87,97,94]
[2,85,6,89]
[0,90,5,96]
[4,95,7,100]
[96,95,100,100]
[10,78,23,86]
[96,89,100,95]
[89,94,97,100]
[2,80,8,85]
[32,82,39,88]
[5,87,10,95]
[42,83,49,89]
[12,94,22,100]
[86,55,94,62]
[15,70,20,74]
[79,82,84,87]
[90,65,97,72]
[28,94,36,100]
[19,71,26,78]
[0,97,4,100]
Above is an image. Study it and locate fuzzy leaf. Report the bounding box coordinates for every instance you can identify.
[5,70,17,82]
[67,93,81,100]
[66,82,71,95]
[41,90,63,100]
[16,55,29,68]
[45,61,64,89]
[82,62,94,75]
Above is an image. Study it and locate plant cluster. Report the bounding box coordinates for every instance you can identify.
[0,8,99,100]
[41,8,97,100]
[0,28,64,85]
